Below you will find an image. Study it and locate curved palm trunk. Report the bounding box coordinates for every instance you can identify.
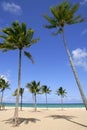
[62,27,87,110]
[14,50,22,125]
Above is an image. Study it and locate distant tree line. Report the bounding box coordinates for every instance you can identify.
[0,76,67,111]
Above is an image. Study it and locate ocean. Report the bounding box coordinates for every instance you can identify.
[4,103,85,108]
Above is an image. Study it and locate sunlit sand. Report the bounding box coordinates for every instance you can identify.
[0,107,87,130]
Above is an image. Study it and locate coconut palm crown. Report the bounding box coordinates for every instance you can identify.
[44,0,84,30]
[56,87,67,98]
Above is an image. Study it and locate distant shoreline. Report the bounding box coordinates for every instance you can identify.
[3,102,85,108]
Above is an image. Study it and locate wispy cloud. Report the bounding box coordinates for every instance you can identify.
[80,0,87,5]
[0,71,11,82]
[82,29,87,35]
[2,2,22,15]
[0,74,9,82]
[72,48,87,71]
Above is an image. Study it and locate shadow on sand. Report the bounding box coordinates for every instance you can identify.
[46,115,87,128]
[3,117,40,126]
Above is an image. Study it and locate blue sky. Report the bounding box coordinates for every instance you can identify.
[0,0,87,104]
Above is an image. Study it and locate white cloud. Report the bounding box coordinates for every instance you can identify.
[82,29,87,35]
[2,2,22,15]
[0,71,11,82]
[72,48,87,71]
[0,74,9,82]
[80,0,87,5]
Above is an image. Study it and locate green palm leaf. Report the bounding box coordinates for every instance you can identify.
[22,23,26,35]
[24,51,34,63]
[52,28,62,35]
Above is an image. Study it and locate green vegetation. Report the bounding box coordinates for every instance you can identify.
[56,87,67,109]
[41,85,51,109]
[26,81,41,111]
[0,76,10,105]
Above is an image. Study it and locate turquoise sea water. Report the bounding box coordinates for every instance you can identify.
[5,103,85,108]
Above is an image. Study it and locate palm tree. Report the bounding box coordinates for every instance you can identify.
[56,87,67,109]
[41,85,51,109]
[13,88,24,111]
[43,0,87,110]
[0,21,39,125]
[26,81,40,111]
[0,76,10,105]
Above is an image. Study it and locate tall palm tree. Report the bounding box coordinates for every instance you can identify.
[43,0,87,110]
[0,76,10,105]
[0,21,39,124]
[41,85,51,109]
[26,81,40,111]
[13,88,24,111]
[56,87,67,109]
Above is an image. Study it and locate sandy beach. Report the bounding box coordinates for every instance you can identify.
[0,107,87,130]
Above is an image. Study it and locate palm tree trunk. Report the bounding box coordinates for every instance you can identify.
[20,95,22,111]
[1,91,4,105]
[61,96,63,110]
[45,93,48,110]
[34,94,37,112]
[14,50,22,125]
[62,27,87,110]
[32,94,34,108]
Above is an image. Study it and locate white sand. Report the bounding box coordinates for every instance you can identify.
[0,107,87,130]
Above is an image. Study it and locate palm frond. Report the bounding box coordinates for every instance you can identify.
[26,28,34,42]
[22,22,26,35]
[52,28,62,35]
[0,43,16,52]
[50,6,59,20]
[44,0,84,28]
[0,21,39,52]
[0,35,7,39]
[13,89,18,96]
[44,25,57,29]
[31,37,40,44]
[13,88,24,96]
[71,3,79,14]
[12,21,21,35]
[1,28,14,38]
[56,87,67,97]
[43,14,58,26]
[26,81,41,94]
[41,85,51,94]
[24,51,34,63]
[67,15,84,25]
[0,77,10,92]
